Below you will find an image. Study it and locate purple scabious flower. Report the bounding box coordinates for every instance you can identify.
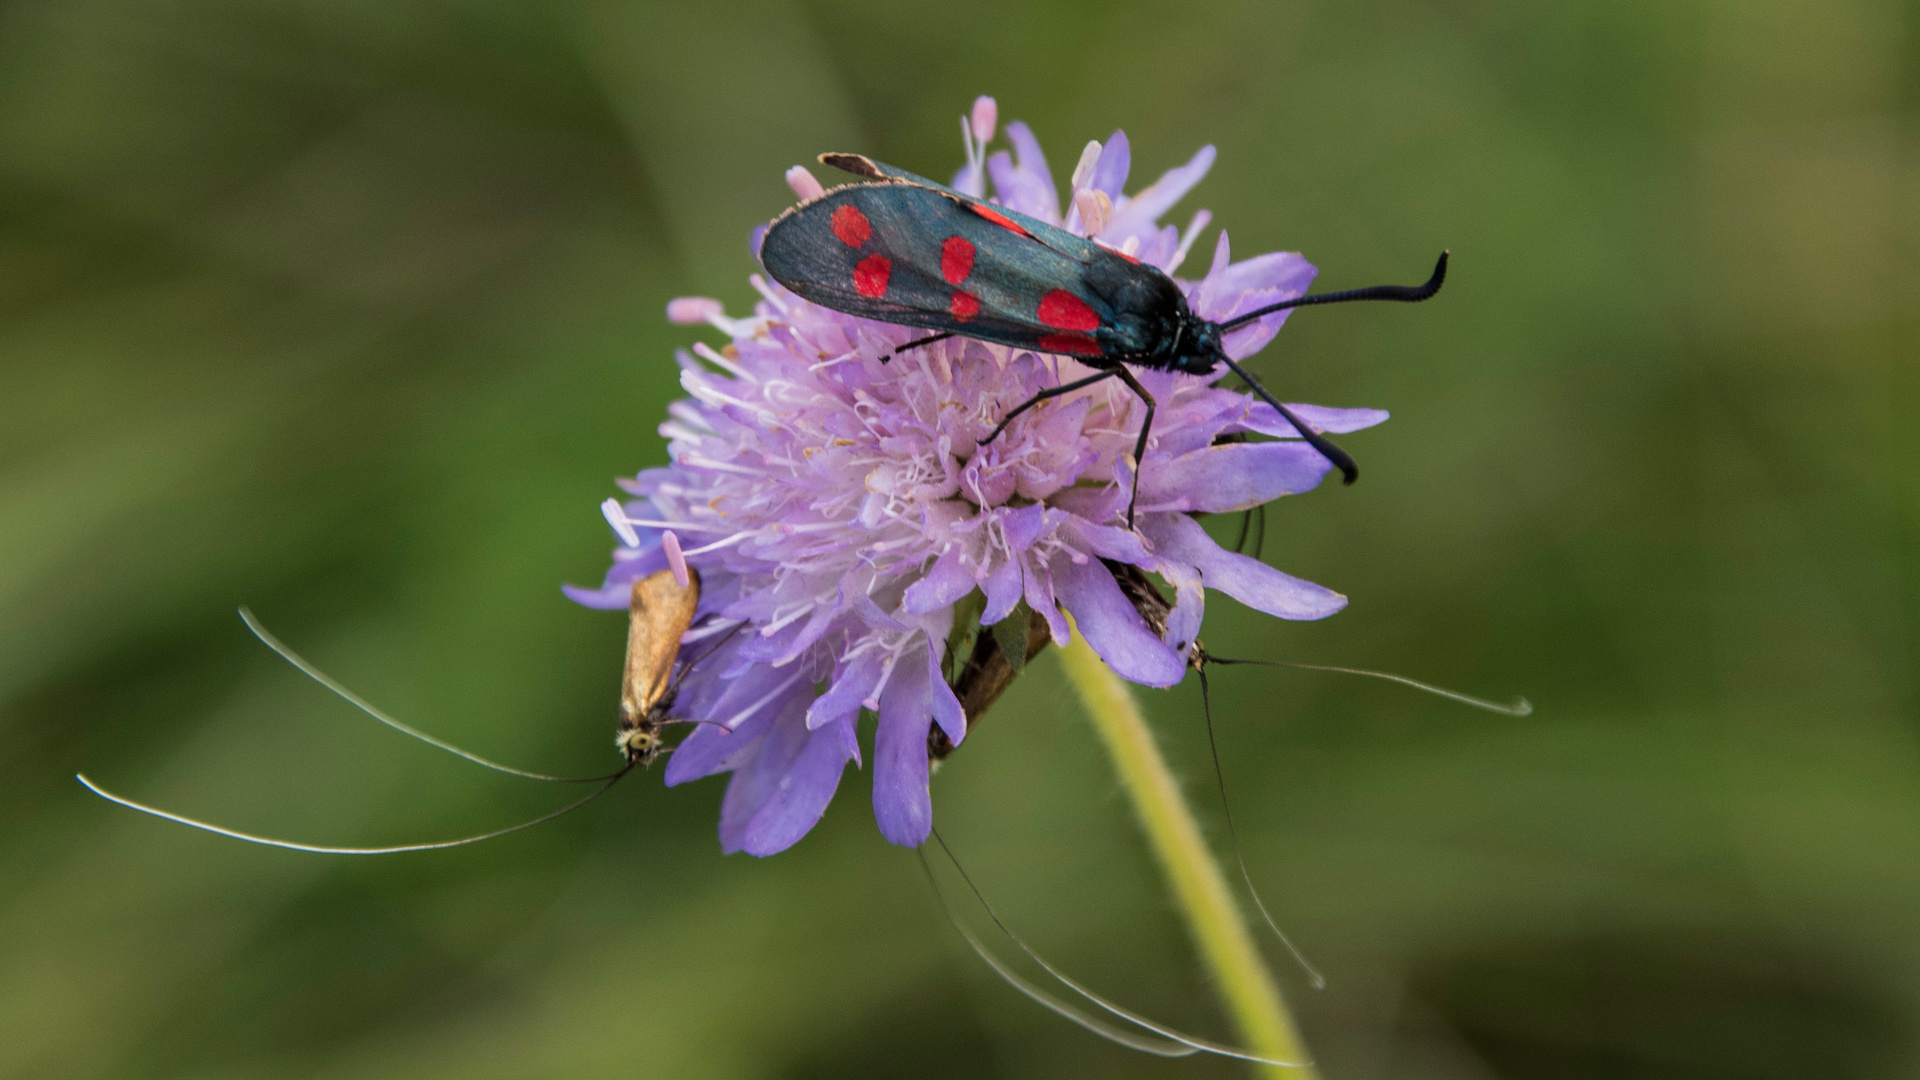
[566,97,1386,856]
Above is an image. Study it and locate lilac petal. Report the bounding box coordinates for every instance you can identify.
[1068,520,1151,563]
[1204,251,1319,359]
[903,546,977,614]
[1140,442,1334,513]
[663,667,794,785]
[738,617,811,664]
[1000,501,1051,552]
[1048,483,1126,525]
[1090,130,1130,197]
[1207,249,1318,305]
[986,150,1027,211]
[760,601,839,668]
[561,582,631,611]
[1052,555,1185,687]
[807,649,884,730]
[873,651,934,847]
[1024,558,1070,645]
[1136,224,1181,271]
[1155,559,1206,654]
[1105,144,1216,240]
[717,698,809,853]
[853,596,911,635]
[925,644,968,746]
[951,161,984,198]
[739,717,857,856]
[1006,121,1052,206]
[561,543,667,610]
[1145,513,1347,621]
[981,557,1025,625]
[662,719,741,786]
[616,466,675,496]
[1238,403,1391,438]
[989,153,1059,223]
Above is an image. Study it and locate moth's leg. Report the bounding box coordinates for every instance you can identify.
[1109,365,1158,529]
[882,332,956,363]
[982,369,1118,446]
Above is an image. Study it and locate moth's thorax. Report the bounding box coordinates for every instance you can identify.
[1081,253,1198,369]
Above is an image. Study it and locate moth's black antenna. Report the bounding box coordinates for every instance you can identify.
[1214,251,1448,483]
[75,766,632,855]
[1218,251,1448,332]
[927,829,1311,1068]
[1217,357,1360,485]
[241,608,623,783]
[915,851,1198,1058]
[1196,663,1327,990]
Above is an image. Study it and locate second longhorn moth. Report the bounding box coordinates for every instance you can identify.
[759,152,1447,525]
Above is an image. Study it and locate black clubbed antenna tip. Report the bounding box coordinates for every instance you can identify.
[1218,250,1449,332]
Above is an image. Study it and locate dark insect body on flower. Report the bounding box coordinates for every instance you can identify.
[760,152,1449,525]
[618,567,704,765]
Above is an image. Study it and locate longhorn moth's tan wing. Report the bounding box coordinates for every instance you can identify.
[621,568,701,725]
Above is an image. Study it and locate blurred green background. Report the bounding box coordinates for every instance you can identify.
[3,0,1916,1077]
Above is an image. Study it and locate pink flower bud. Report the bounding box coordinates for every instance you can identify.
[785,165,825,201]
[662,530,690,589]
[666,297,724,325]
[969,96,997,145]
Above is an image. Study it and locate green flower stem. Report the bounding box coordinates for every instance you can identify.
[1057,623,1316,1079]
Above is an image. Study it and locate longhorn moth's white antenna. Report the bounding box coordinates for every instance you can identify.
[916,852,1196,1058]
[1197,665,1327,989]
[927,830,1312,1068]
[240,608,622,782]
[75,768,630,855]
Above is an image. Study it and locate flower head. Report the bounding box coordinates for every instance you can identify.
[566,97,1386,855]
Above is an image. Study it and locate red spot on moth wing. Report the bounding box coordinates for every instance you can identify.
[1037,289,1101,331]
[853,253,892,297]
[949,291,980,321]
[941,236,976,285]
[831,205,871,247]
[966,202,1034,238]
[1038,332,1102,356]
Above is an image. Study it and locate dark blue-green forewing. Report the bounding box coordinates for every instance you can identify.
[760,164,1153,360]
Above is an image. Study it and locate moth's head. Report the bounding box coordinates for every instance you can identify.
[1171,319,1227,375]
[617,724,665,766]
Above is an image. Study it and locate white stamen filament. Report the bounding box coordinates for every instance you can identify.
[1167,209,1212,275]
[601,498,640,547]
[678,531,754,557]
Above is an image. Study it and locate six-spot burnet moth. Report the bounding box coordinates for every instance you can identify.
[760,152,1448,526]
